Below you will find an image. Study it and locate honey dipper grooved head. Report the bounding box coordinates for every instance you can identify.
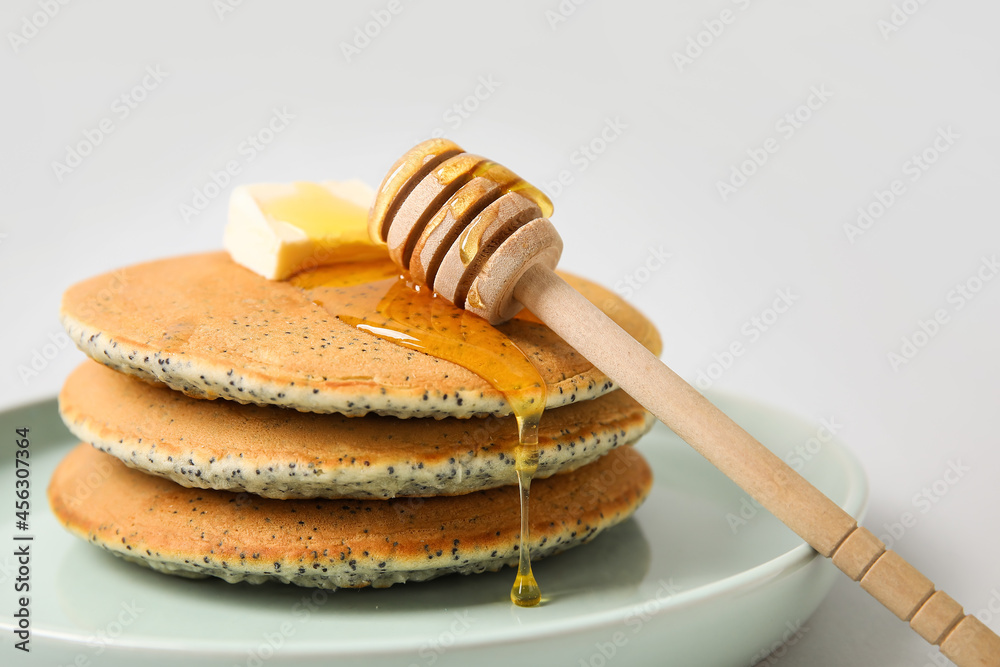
[370,139,562,324]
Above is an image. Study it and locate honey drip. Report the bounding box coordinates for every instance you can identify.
[512,423,541,607]
[291,258,546,606]
[332,141,555,606]
[458,205,499,266]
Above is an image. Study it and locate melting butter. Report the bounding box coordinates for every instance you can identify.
[225,180,383,280]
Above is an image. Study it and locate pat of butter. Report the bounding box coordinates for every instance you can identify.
[224,180,386,280]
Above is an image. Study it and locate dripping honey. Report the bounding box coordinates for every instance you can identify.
[292,258,546,606]
[369,148,556,606]
[294,146,555,606]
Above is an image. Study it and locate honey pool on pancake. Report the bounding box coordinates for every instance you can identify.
[292,259,546,606]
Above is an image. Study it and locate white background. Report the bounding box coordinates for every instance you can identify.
[3,0,999,665]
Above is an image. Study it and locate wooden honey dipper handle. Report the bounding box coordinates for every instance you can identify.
[514,264,999,667]
[370,139,1000,665]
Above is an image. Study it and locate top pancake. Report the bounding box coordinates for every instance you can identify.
[61,251,661,418]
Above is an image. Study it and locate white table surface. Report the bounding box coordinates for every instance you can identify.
[3,1,999,665]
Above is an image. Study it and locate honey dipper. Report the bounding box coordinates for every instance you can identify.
[368,139,1000,665]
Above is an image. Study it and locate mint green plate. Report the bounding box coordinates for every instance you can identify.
[1,393,866,667]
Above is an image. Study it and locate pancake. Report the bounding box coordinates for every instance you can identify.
[60,361,654,499]
[48,443,652,589]
[60,251,661,419]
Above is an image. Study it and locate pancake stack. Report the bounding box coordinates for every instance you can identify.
[49,251,661,589]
